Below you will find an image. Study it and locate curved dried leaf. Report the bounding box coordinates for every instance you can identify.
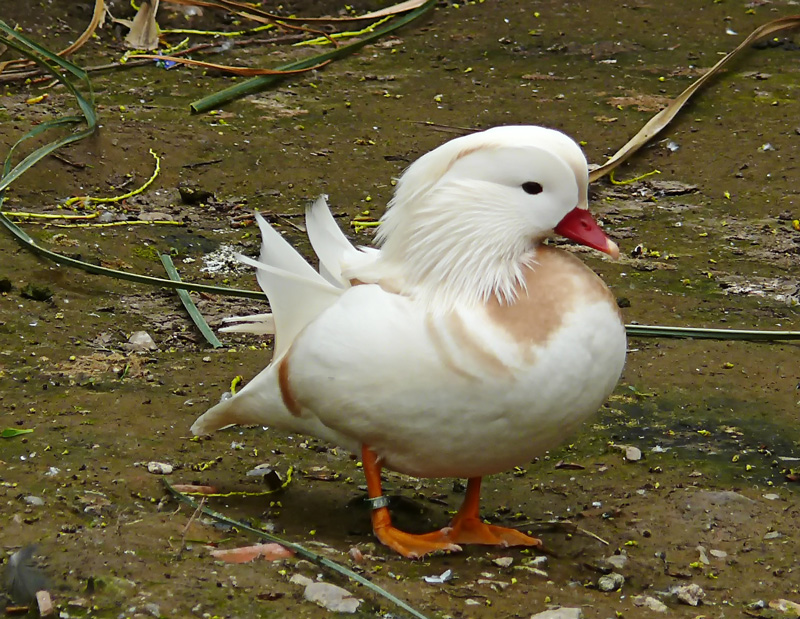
[591,15,800,182]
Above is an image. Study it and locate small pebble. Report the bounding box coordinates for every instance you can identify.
[671,583,705,606]
[597,572,625,592]
[526,555,548,568]
[127,330,158,352]
[493,556,514,568]
[633,595,668,613]
[605,551,628,570]
[763,493,780,500]
[625,446,642,461]
[763,531,782,540]
[24,495,44,506]
[147,462,173,475]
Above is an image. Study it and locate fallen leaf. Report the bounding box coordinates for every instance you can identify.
[2,428,34,438]
[210,543,293,563]
[170,484,219,494]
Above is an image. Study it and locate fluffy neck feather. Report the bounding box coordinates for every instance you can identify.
[346,180,541,312]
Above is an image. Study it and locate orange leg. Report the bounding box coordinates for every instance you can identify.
[362,445,461,558]
[440,477,542,548]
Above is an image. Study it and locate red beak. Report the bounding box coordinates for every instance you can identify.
[554,207,619,259]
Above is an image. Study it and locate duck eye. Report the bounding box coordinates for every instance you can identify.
[521,182,543,195]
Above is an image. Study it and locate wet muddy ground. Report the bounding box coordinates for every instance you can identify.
[1,0,799,617]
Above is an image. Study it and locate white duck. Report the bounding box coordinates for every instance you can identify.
[192,125,626,558]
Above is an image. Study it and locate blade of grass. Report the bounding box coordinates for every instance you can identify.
[163,478,431,619]
[160,254,223,348]
[190,0,436,113]
[626,325,800,341]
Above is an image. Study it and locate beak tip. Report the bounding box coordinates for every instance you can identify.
[606,239,620,260]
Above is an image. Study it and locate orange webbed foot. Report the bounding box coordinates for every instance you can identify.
[374,524,461,559]
[435,477,543,548]
[441,517,542,548]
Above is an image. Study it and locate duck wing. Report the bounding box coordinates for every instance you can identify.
[305,195,380,287]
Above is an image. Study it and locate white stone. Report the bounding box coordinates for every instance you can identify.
[625,446,642,461]
[598,572,625,592]
[671,583,705,606]
[146,462,173,475]
[127,330,157,351]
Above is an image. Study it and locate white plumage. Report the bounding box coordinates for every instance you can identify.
[192,125,626,557]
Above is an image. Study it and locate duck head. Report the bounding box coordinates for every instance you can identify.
[348,125,618,310]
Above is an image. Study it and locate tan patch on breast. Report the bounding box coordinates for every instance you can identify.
[278,355,302,417]
[486,246,618,346]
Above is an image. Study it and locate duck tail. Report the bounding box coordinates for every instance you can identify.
[190,365,288,435]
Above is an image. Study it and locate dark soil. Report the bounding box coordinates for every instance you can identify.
[1,1,798,618]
